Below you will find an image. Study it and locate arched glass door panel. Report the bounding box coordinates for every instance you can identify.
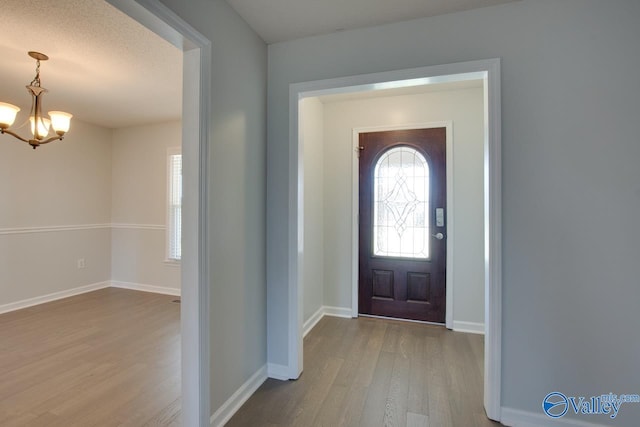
[373,146,430,259]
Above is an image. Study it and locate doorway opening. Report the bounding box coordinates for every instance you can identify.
[105,1,212,424]
[288,59,502,420]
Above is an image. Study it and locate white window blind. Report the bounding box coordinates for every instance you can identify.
[167,150,182,261]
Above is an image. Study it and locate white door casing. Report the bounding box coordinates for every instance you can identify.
[287,59,502,421]
[105,1,212,425]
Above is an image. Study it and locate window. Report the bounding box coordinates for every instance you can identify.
[167,148,182,261]
[373,146,430,259]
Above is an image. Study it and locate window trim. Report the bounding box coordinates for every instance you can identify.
[166,146,182,263]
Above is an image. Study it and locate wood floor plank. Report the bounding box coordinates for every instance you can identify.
[424,334,454,427]
[468,333,486,379]
[407,355,429,418]
[338,385,369,427]
[382,352,410,427]
[358,350,395,427]
[225,379,289,427]
[228,316,503,427]
[407,412,429,427]
[311,383,348,427]
[140,396,182,427]
[287,356,344,426]
[350,319,387,388]
[0,288,181,426]
[332,323,370,387]
[0,409,38,427]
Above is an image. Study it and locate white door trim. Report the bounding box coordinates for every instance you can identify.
[105,1,212,425]
[288,58,502,421]
[351,122,455,329]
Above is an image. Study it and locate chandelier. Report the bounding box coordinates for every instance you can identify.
[0,51,73,149]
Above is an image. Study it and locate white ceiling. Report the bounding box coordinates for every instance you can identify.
[225,0,518,44]
[0,0,182,129]
[0,0,511,130]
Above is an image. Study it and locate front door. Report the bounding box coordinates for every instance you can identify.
[358,128,446,323]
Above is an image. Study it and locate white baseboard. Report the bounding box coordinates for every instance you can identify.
[303,306,325,337]
[210,364,267,427]
[303,305,354,338]
[110,281,181,296]
[267,363,292,381]
[0,281,181,315]
[0,281,110,314]
[501,407,608,427]
[323,305,354,318]
[453,320,485,335]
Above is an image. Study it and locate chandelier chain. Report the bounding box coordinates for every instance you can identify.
[30,60,42,87]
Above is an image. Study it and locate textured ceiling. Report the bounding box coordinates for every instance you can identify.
[226,0,518,43]
[0,0,182,129]
[0,0,512,129]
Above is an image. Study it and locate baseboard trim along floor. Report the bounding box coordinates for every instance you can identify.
[0,281,181,314]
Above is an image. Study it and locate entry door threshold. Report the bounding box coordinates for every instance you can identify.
[358,314,446,327]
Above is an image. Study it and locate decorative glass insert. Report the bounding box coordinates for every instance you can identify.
[373,146,429,259]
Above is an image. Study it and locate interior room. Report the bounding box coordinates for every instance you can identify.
[0,0,183,424]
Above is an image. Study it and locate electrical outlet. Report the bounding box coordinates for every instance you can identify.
[77,258,85,269]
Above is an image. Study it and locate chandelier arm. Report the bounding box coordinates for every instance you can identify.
[0,128,31,143]
[29,135,64,148]
[0,129,63,149]
[34,135,64,145]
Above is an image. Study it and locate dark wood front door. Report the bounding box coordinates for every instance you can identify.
[358,128,446,323]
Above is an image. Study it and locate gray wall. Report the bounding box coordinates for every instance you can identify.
[0,120,112,307]
[111,121,182,291]
[159,0,268,415]
[0,119,183,310]
[300,98,325,322]
[267,0,640,424]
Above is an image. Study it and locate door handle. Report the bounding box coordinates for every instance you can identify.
[432,232,444,240]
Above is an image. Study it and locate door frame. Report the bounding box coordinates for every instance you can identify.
[351,122,454,328]
[288,58,502,420]
[105,1,212,425]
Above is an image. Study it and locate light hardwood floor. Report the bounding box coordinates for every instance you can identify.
[0,288,181,426]
[228,316,502,427]
[1,290,501,427]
